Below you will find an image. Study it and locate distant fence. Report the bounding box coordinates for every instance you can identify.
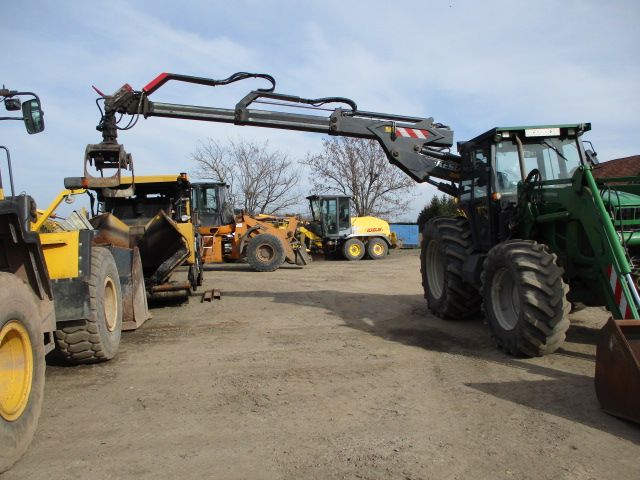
[390,223,420,249]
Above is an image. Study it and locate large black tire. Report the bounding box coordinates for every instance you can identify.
[246,234,286,272]
[189,252,203,291]
[366,237,388,260]
[0,273,45,473]
[342,238,365,261]
[481,240,570,357]
[420,217,481,319]
[55,247,123,364]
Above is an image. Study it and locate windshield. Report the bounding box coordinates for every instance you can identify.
[495,137,582,195]
[309,198,320,222]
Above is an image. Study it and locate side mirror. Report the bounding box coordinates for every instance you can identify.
[585,149,599,165]
[22,99,44,134]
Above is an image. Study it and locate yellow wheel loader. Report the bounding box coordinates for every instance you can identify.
[33,187,150,361]
[48,173,203,303]
[1,88,53,472]
[191,182,309,271]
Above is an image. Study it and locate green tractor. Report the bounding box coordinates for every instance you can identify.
[421,124,640,421]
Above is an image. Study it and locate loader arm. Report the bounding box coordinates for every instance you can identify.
[85,72,461,195]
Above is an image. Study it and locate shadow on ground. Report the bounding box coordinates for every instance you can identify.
[223,288,640,443]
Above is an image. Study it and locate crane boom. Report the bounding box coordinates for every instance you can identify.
[80,72,462,195]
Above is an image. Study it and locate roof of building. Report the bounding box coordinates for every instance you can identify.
[593,155,640,179]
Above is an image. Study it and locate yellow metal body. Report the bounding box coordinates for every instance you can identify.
[299,226,323,249]
[39,231,80,279]
[109,174,187,185]
[32,189,87,280]
[176,222,196,264]
[0,320,33,421]
[351,216,393,240]
[300,215,396,253]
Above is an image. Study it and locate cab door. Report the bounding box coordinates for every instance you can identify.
[320,197,339,237]
[465,147,493,251]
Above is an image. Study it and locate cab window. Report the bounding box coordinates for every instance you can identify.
[321,198,338,235]
[338,197,351,231]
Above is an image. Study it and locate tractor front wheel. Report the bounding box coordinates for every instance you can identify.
[421,217,481,319]
[481,240,570,357]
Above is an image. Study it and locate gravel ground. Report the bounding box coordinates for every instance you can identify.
[6,249,639,479]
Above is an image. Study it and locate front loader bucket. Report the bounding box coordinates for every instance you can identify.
[595,318,640,423]
[138,210,189,286]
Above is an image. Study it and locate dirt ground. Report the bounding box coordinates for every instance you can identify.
[5,249,640,479]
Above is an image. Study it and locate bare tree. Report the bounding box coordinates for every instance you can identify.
[302,137,415,217]
[190,138,300,215]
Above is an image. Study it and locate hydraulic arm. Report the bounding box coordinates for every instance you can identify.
[81,72,462,195]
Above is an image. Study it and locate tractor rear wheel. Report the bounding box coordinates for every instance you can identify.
[55,247,123,364]
[366,238,388,260]
[342,238,365,261]
[0,273,45,473]
[481,240,570,357]
[421,217,481,319]
[246,233,285,272]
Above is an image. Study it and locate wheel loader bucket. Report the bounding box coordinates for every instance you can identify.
[138,210,189,286]
[120,247,151,331]
[595,318,640,423]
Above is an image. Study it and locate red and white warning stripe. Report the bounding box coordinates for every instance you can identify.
[395,127,430,139]
[606,265,633,318]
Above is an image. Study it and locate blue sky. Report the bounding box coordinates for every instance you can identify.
[2,0,639,221]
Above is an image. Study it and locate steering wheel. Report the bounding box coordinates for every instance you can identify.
[524,168,541,185]
[523,168,543,204]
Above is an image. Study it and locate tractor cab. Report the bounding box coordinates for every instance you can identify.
[455,123,593,249]
[306,194,352,239]
[191,182,235,228]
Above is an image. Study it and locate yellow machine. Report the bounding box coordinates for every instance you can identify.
[191,182,310,271]
[301,195,396,260]
[1,87,51,472]
[32,187,150,363]
[61,173,203,301]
